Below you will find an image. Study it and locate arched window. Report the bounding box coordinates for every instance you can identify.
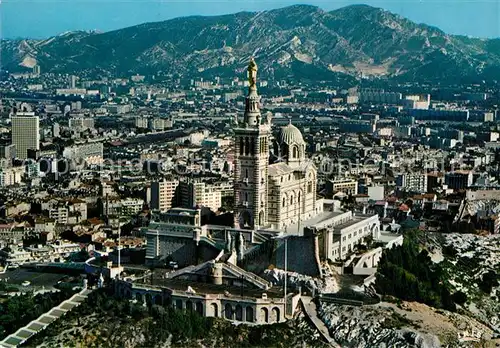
[261,307,269,323]
[154,295,162,305]
[145,293,152,306]
[246,307,254,322]
[235,305,243,321]
[245,168,249,179]
[245,137,250,155]
[196,302,203,315]
[282,197,286,207]
[292,146,298,158]
[298,192,301,203]
[307,182,312,193]
[290,196,294,205]
[211,303,219,317]
[272,307,280,322]
[225,303,233,319]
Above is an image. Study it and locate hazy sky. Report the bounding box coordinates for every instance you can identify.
[2,0,500,39]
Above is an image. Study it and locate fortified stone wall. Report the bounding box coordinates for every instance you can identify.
[274,236,321,277]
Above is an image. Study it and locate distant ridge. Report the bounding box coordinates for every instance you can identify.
[2,4,500,82]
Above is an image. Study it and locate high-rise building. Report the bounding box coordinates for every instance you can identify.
[70,75,77,89]
[135,117,149,129]
[178,181,222,212]
[53,123,60,138]
[11,114,40,159]
[150,180,180,211]
[397,173,428,193]
[0,144,16,160]
[32,65,41,76]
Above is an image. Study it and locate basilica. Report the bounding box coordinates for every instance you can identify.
[233,58,321,230]
[145,59,385,271]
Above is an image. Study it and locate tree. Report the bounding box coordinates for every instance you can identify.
[478,271,498,294]
[375,229,458,311]
[451,291,468,305]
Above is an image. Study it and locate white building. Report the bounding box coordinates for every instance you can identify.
[328,178,358,196]
[306,211,380,261]
[63,143,104,166]
[397,173,428,193]
[69,117,95,131]
[135,117,149,129]
[359,89,402,104]
[120,198,145,216]
[150,180,179,211]
[149,117,173,131]
[177,181,222,212]
[49,206,69,224]
[0,167,24,187]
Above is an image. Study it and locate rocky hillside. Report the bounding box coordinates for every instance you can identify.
[2,4,500,82]
[319,300,497,347]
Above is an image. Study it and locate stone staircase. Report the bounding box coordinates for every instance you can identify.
[224,261,271,290]
[0,288,93,348]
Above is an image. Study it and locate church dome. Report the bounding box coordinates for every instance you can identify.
[278,123,305,145]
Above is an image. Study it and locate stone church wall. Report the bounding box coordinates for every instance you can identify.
[273,236,321,277]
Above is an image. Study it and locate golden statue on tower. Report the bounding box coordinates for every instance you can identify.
[248,57,258,88]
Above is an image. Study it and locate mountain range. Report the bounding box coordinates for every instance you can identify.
[2,4,500,83]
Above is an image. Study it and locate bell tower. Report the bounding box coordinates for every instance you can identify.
[233,58,271,229]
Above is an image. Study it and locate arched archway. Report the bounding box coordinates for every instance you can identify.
[145,293,152,306]
[135,293,142,302]
[225,303,233,319]
[154,295,162,305]
[272,307,280,322]
[239,210,252,228]
[195,302,203,315]
[245,306,254,322]
[261,307,269,323]
[211,303,218,317]
[371,224,380,239]
[235,304,243,321]
[258,210,265,226]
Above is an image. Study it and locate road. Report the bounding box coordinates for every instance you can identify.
[0,269,66,292]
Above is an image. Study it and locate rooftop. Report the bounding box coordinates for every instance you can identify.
[281,211,347,236]
[139,276,285,299]
[332,214,377,232]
